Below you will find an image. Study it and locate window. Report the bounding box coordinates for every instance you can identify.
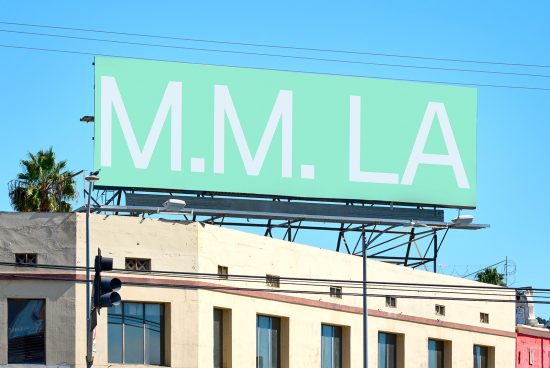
[125,258,151,271]
[257,315,280,368]
[473,345,488,368]
[385,296,397,308]
[213,308,232,367]
[480,313,489,324]
[266,274,280,288]
[214,309,224,368]
[108,302,164,365]
[218,265,229,279]
[321,324,342,368]
[428,339,444,368]
[8,299,46,364]
[330,286,342,299]
[378,332,397,368]
[435,304,445,316]
[15,253,37,265]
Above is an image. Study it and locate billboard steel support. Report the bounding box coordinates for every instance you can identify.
[78,189,488,271]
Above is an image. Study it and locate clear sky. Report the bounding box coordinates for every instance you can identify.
[1,1,549,317]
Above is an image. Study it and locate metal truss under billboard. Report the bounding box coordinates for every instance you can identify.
[94,57,477,208]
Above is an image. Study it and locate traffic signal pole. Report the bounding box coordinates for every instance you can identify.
[85,179,93,368]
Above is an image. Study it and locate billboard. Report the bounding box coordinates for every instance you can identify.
[94,57,477,208]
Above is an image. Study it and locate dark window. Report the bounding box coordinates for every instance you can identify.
[480,313,489,324]
[473,345,488,368]
[435,305,445,316]
[218,266,229,279]
[266,274,280,288]
[257,315,280,368]
[428,339,444,368]
[8,299,46,364]
[108,302,164,365]
[385,296,397,308]
[214,309,224,368]
[330,286,342,299]
[125,258,151,271]
[321,324,342,368]
[15,253,37,265]
[378,332,397,368]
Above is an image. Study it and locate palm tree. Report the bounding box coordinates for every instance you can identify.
[475,267,505,286]
[8,148,77,212]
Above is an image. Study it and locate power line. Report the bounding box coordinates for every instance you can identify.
[2,28,550,80]
[2,272,547,304]
[463,259,508,279]
[2,20,550,70]
[2,43,550,92]
[2,261,548,293]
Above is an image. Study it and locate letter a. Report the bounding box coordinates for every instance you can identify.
[401,102,469,188]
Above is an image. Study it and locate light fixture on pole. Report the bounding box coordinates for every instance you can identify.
[85,170,99,367]
[80,116,95,123]
[362,222,410,368]
[162,198,187,212]
[451,214,474,226]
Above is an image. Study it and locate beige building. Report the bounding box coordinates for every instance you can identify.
[0,212,515,367]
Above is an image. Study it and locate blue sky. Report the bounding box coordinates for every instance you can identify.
[1,1,549,317]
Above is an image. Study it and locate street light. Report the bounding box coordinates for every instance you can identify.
[162,198,187,212]
[85,171,99,367]
[451,214,474,226]
[362,222,409,368]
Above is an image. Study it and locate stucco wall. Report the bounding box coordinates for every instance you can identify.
[74,214,201,367]
[516,328,550,368]
[196,223,516,368]
[197,222,515,331]
[0,212,77,366]
[0,213,517,367]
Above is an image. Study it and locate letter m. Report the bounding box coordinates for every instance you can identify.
[100,76,182,170]
[214,85,293,177]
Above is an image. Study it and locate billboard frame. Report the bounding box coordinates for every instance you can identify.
[81,186,487,272]
[94,57,477,210]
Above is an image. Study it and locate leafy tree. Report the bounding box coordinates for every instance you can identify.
[475,267,505,286]
[537,317,548,325]
[8,148,77,212]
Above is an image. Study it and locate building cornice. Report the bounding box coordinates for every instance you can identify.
[0,272,516,339]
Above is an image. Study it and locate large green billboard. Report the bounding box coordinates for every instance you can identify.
[94,57,477,208]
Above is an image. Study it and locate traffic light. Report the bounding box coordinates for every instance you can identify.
[93,249,121,312]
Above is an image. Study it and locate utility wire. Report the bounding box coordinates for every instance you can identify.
[2,261,548,293]
[2,20,550,69]
[2,273,546,304]
[462,259,508,279]
[1,43,550,92]
[1,28,550,79]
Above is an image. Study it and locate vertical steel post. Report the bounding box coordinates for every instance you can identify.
[505,256,508,286]
[433,230,438,273]
[85,180,93,368]
[362,226,368,368]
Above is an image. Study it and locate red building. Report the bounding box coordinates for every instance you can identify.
[516,325,550,367]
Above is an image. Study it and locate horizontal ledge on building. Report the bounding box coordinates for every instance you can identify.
[1,272,513,338]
